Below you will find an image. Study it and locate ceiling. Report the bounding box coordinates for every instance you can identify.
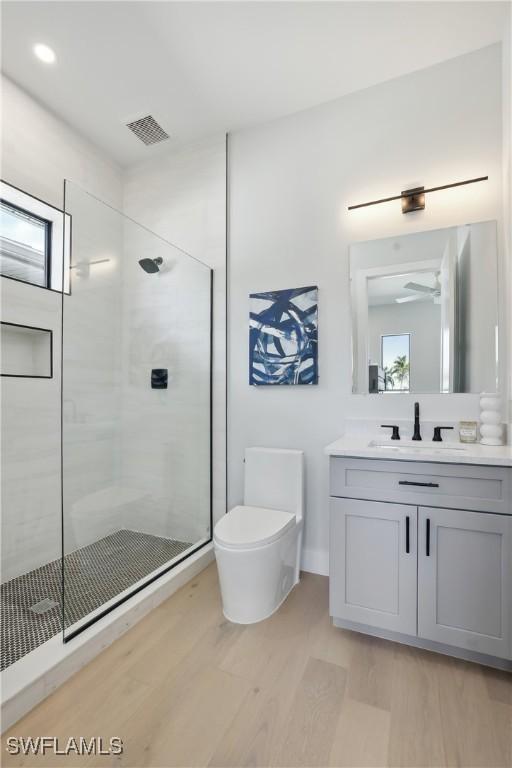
[1,1,507,167]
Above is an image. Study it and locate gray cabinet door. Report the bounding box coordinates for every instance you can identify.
[330,498,417,635]
[418,506,511,659]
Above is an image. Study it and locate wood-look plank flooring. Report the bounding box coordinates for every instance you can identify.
[2,563,511,767]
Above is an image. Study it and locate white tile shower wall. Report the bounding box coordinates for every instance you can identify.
[1,76,123,581]
[62,191,124,554]
[123,136,227,532]
[119,225,211,544]
[228,45,507,575]
[1,281,61,581]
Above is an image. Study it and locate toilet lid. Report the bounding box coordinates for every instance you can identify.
[214,505,295,549]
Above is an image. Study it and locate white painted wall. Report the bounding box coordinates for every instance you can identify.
[123,136,227,528]
[228,45,507,575]
[1,75,123,581]
[0,76,121,212]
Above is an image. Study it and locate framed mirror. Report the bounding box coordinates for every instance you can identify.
[350,221,499,394]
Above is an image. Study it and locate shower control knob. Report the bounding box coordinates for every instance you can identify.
[151,369,168,389]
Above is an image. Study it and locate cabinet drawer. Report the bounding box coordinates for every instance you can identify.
[330,457,512,514]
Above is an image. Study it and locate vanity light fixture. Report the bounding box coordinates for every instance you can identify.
[33,43,56,64]
[348,176,488,214]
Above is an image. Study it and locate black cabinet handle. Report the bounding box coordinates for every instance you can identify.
[426,518,431,556]
[399,480,440,488]
[405,515,410,554]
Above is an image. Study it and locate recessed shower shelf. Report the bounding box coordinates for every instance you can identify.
[1,322,53,378]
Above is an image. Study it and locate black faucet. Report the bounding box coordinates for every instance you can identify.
[433,426,454,442]
[381,424,400,440]
[412,402,422,441]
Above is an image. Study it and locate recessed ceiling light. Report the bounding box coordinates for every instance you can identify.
[33,43,56,64]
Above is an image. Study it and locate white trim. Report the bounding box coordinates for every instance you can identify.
[301,546,329,576]
[1,181,70,293]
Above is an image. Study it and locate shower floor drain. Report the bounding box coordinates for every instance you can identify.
[29,598,59,615]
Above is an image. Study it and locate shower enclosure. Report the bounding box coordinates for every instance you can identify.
[62,183,212,639]
[1,183,212,667]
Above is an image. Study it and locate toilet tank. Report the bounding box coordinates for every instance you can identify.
[243,447,304,521]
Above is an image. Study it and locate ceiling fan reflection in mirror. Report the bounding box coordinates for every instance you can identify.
[396,272,441,304]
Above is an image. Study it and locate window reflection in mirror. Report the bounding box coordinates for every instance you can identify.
[350,221,499,395]
[381,333,410,392]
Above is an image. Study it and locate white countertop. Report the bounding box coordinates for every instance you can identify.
[325,435,512,466]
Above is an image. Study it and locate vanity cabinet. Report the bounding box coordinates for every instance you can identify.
[329,457,512,666]
[330,498,417,635]
[418,506,511,659]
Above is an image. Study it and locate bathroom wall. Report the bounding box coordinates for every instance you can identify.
[1,76,226,579]
[117,222,212,545]
[228,44,506,574]
[61,185,124,555]
[1,75,123,580]
[123,136,227,530]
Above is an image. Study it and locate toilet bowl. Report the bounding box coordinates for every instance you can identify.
[214,447,304,624]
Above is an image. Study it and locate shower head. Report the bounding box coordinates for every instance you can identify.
[138,257,163,274]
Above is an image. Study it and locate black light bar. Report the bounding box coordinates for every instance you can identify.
[348,176,488,213]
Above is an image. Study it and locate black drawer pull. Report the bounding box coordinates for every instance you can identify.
[405,515,410,554]
[426,518,431,556]
[399,480,440,488]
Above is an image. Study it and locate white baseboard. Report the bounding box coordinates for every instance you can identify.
[1,544,215,732]
[301,547,329,576]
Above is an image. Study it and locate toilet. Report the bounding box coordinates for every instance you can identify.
[214,447,304,624]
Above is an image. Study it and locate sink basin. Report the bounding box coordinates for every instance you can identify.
[368,439,467,452]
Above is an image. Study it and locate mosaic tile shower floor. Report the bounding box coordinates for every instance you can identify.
[0,529,192,670]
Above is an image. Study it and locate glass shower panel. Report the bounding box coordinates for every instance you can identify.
[62,183,211,638]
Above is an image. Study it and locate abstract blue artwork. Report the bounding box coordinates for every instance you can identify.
[249,285,318,385]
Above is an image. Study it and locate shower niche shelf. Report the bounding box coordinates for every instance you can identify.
[1,322,53,378]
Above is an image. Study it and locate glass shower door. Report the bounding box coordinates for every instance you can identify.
[61,182,212,638]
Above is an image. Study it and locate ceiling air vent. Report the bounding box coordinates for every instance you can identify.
[126,115,169,146]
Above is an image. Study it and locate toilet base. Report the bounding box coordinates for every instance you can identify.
[214,522,302,625]
[221,575,300,625]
